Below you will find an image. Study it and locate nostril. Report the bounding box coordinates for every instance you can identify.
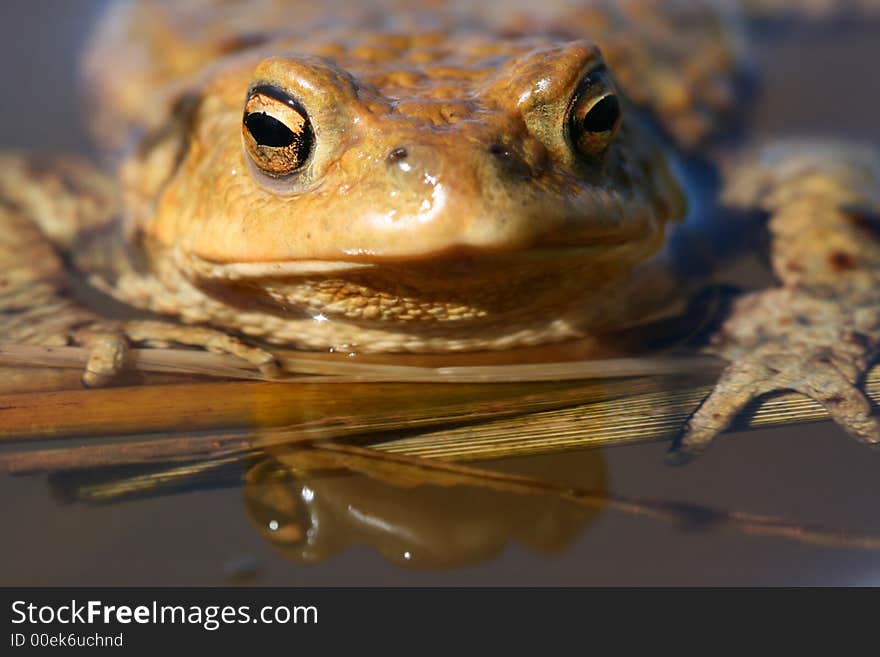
[489,143,532,181]
[387,147,409,163]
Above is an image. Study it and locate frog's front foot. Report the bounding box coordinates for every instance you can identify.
[669,140,880,463]
[73,320,281,387]
[668,289,880,463]
[123,320,282,379]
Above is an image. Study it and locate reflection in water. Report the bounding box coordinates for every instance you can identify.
[243,447,606,569]
[42,436,880,571]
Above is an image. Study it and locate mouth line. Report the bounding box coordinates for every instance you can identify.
[182,245,639,280]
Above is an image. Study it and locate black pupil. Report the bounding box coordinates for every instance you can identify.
[581,95,620,133]
[244,112,296,147]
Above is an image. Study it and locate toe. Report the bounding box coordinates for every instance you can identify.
[80,332,129,388]
[668,356,781,462]
[795,366,880,445]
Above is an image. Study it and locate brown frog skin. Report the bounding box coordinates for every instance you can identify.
[108,36,684,354]
[1,0,880,462]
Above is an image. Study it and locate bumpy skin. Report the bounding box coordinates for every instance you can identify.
[671,143,880,460]
[91,0,724,353]
[0,155,129,386]
[0,155,280,384]
[85,0,744,150]
[1,0,879,457]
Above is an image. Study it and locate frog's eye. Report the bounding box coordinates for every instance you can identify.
[567,71,622,160]
[242,85,315,177]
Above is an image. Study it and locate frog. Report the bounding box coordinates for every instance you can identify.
[1,0,879,463]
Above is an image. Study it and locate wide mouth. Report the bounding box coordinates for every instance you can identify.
[171,242,659,333]
[178,244,650,282]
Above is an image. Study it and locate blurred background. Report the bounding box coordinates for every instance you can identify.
[0,0,879,585]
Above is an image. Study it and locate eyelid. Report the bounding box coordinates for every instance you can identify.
[247,84,306,109]
[569,68,615,114]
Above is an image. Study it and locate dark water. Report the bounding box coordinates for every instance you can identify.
[1,2,880,586]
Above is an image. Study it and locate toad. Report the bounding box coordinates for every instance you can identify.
[1,0,879,461]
